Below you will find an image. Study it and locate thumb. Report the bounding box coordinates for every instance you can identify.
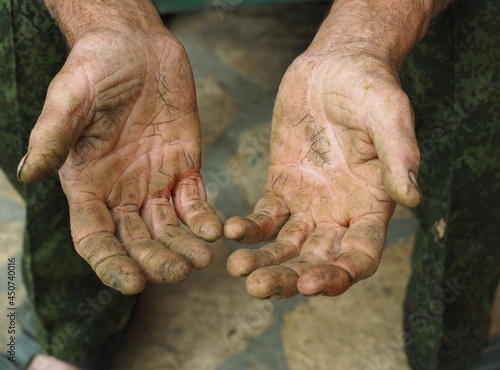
[17,66,90,183]
[371,93,422,208]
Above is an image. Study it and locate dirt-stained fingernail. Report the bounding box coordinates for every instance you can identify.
[17,151,30,181]
[408,170,422,200]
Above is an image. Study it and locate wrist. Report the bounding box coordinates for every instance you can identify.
[43,0,168,47]
[307,0,448,71]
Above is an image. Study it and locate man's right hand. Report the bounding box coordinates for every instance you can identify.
[18,3,222,294]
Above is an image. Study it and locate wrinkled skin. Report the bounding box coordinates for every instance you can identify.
[18,28,222,294]
[225,49,421,298]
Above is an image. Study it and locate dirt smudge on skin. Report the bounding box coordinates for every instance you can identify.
[304,118,331,168]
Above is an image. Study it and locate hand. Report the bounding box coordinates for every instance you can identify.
[225,48,420,299]
[17,27,222,294]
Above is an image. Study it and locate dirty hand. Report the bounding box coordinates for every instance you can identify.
[225,44,421,298]
[17,25,222,294]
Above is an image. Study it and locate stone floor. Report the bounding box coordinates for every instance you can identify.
[0,3,425,369]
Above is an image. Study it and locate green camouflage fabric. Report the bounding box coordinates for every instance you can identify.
[401,1,500,369]
[0,0,137,367]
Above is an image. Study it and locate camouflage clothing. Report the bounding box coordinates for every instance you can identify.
[402,1,500,369]
[0,0,498,368]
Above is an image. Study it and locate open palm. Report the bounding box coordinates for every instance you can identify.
[225,50,421,298]
[18,28,222,294]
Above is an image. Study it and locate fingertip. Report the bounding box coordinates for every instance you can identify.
[192,245,214,270]
[246,266,299,299]
[156,226,214,271]
[226,249,274,277]
[156,254,192,282]
[122,239,193,283]
[170,239,214,270]
[246,273,275,299]
[406,170,422,207]
[198,217,223,242]
[398,187,422,209]
[297,265,352,297]
[184,208,223,242]
[95,256,147,295]
[118,275,147,295]
[223,217,247,241]
[382,167,422,208]
[226,250,247,277]
[17,146,67,183]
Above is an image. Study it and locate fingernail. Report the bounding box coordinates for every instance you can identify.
[408,170,422,200]
[17,151,30,181]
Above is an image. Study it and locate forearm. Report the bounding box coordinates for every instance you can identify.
[42,0,167,47]
[309,0,453,69]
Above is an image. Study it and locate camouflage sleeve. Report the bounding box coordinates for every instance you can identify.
[401,0,500,368]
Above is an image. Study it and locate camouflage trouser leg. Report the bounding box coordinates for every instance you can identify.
[0,0,137,367]
[402,1,500,369]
